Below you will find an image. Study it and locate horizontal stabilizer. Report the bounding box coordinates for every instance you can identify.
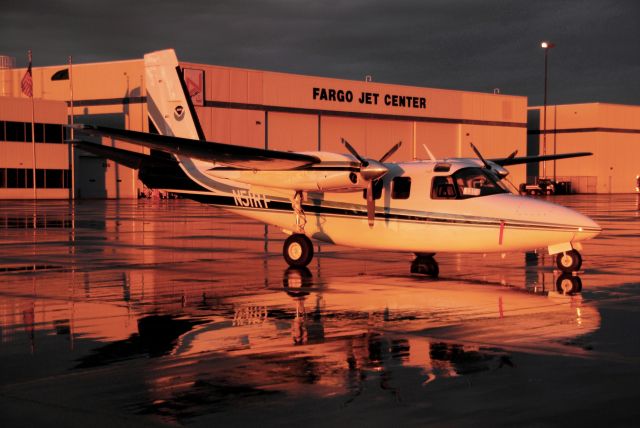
[73,140,178,170]
[491,152,592,166]
[73,124,321,170]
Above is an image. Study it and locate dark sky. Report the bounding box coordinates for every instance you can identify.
[1,0,638,105]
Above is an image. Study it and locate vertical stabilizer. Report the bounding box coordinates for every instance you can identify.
[144,49,204,140]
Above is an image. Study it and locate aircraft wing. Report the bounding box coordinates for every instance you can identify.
[490,152,592,166]
[73,124,322,170]
[73,139,178,170]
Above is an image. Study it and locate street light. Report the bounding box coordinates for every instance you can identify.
[541,40,555,179]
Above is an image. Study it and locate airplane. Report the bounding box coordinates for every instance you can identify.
[72,49,601,277]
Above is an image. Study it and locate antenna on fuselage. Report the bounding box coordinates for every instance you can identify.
[422,144,437,161]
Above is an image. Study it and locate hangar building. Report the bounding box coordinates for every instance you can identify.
[1,52,638,198]
[528,103,640,194]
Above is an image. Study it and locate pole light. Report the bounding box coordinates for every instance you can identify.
[541,41,555,179]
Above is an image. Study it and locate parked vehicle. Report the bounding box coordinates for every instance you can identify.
[519,179,572,196]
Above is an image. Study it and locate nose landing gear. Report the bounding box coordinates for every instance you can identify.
[555,249,582,273]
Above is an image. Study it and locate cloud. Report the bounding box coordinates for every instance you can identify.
[0,0,638,105]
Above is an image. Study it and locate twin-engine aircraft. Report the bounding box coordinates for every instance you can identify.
[73,49,601,277]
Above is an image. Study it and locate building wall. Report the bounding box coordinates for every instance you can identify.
[0,97,70,199]
[2,55,528,198]
[182,60,528,185]
[1,59,147,199]
[528,103,640,193]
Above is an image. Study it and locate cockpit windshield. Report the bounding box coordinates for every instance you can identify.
[431,167,510,200]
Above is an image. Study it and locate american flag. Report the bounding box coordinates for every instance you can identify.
[21,60,33,97]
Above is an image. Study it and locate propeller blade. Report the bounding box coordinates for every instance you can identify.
[470,142,492,170]
[341,138,368,167]
[506,149,518,160]
[378,141,402,163]
[366,180,375,228]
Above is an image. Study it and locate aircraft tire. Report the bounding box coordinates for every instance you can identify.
[283,267,313,297]
[283,234,314,267]
[555,273,583,294]
[556,249,582,272]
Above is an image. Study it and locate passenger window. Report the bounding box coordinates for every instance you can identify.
[363,179,383,200]
[391,177,411,199]
[431,176,457,199]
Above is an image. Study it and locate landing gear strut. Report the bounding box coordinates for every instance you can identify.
[283,192,314,267]
[555,249,582,273]
[411,254,439,278]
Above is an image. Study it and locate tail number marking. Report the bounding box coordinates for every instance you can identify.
[232,189,270,209]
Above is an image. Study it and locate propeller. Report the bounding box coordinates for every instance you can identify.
[379,141,402,163]
[470,142,491,169]
[470,143,510,178]
[341,139,402,228]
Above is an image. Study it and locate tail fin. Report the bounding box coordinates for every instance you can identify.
[144,49,205,141]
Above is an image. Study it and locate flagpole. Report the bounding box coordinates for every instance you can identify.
[28,50,37,200]
[69,55,75,201]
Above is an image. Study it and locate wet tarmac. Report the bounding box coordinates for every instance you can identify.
[1,195,639,427]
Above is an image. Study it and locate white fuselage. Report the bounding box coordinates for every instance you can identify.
[168,156,601,255]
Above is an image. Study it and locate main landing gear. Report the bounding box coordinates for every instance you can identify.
[283,234,314,267]
[410,253,439,278]
[283,191,314,268]
[555,249,582,273]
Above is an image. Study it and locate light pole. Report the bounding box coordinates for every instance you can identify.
[541,41,555,179]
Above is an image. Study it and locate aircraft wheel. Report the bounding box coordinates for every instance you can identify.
[283,234,314,267]
[556,273,583,294]
[411,255,439,278]
[556,249,582,272]
[283,267,313,297]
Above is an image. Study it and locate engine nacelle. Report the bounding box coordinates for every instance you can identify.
[206,169,366,192]
[316,171,364,191]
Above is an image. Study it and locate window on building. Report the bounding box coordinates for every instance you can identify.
[36,169,45,188]
[391,177,411,199]
[5,121,25,142]
[45,169,65,188]
[0,168,69,189]
[363,179,384,200]
[1,122,64,144]
[33,123,44,142]
[5,168,31,188]
[44,124,64,143]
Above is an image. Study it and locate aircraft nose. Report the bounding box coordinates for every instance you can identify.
[516,196,601,240]
[571,210,602,240]
[540,199,601,241]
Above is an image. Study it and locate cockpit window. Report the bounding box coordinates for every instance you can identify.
[431,167,509,200]
[431,176,457,199]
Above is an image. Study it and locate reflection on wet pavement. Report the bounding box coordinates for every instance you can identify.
[1,196,639,426]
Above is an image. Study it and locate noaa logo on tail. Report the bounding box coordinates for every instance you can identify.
[174,105,185,120]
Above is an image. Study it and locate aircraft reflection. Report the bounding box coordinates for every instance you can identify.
[0,264,600,422]
[124,269,597,420]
